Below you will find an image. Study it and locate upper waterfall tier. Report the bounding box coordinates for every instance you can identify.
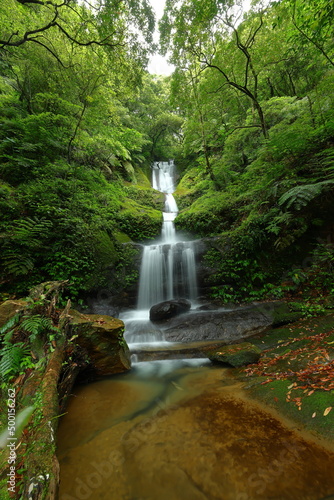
[135,160,198,311]
[152,161,176,194]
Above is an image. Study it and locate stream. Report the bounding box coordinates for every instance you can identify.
[57,162,334,500]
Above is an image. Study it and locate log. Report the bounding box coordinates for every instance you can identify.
[21,339,65,500]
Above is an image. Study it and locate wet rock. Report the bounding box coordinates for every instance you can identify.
[196,304,219,311]
[208,342,261,367]
[68,310,131,378]
[150,299,192,322]
[162,301,301,343]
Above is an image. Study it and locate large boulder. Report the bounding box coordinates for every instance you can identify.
[67,310,131,377]
[150,299,192,322]
[208,342,261,367]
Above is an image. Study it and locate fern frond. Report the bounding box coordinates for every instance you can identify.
[21,315,54,336]
[2,251,34,275]
[279,180,334,210]
[0,343,30,380]
[316,148,334,177]
[266,212,293,235]
[11,217,52,247]
[0,313,21,335]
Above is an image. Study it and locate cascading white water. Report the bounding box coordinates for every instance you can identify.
[137,161,198,310]
[122,160,198,346]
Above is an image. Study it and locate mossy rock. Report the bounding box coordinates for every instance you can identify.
[117,198,162,241]
[254,301,302,327]
[208,342,261,367]
[113,231,132,243]
[93,230,118,267]
[0,299,26,327]
[134,166,152,188]
[68,310,131,377]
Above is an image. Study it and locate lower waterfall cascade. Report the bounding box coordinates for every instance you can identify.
[121,160,198,346]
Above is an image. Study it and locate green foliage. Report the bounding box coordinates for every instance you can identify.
[20,315,58,341]
[278,181,334,210]
[0,343,32,381]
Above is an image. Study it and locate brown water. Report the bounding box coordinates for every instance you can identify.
[57,359,334,500]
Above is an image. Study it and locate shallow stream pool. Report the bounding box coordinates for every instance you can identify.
[57,359,334,500]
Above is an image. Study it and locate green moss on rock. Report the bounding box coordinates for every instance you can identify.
[0,299,26,325]
[117,198,162,241]
[68,310,131,377]
[208,342,262,367]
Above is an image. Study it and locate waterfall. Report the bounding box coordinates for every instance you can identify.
[137,161,198,310]
[122,160,198,346]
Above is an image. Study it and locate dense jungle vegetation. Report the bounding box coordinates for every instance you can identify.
[0,1,334,497]
[0,0,333,310]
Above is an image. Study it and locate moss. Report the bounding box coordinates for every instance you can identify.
[93,230,118,267]
[175,185,238,237]
[133,166,152,188]
[113,231,132,243]
[124,184,165,211]
[235,313,334,440]
[245,379,334,440]
[117,198,162,241]
[208,342,262,367]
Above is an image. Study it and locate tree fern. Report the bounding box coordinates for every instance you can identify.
[278,180,334,210]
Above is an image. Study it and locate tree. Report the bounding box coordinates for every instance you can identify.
[0,0,155,66]
[126,74,183,161]
[287,0,334,68]
[160,0,270,138]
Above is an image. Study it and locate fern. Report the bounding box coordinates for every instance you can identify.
[0,313,21,335]
[0,343,31,381]
[266,212,293,235]
[2,251,34,276]
[11,217,52,248]
[21,315,57,341]
[278,180,334,210]
[317,148,334,178]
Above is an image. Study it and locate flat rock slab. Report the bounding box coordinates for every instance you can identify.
[131,340,231,362]
[161,302,299,343]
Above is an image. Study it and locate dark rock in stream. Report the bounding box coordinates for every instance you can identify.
[150,298,192,321]
[161,301,301,343]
